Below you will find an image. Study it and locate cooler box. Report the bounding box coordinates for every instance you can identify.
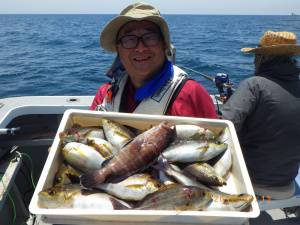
[29,109,260,225]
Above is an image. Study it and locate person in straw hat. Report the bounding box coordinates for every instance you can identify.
[222,31,300,199]
[90,2,216,118]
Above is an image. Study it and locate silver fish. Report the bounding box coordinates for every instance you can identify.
[102,119,135,149]
[156,160,210,190]
[156,158,252,212]
[112,184,211,210]
[158,170,176,185]
[59,126,104,144]
[96,173,162,201]
[162,140,227,163]
[162,162,252,212]
[80,121,176,188]
[213,127,232,178]
[86,137,118,158]
[38,184,131,209]
[216,127,230,143]
[62,142,106,173]
[175,124,216,140]
[206,191,254,211]
[183,163,227,186]
[213,148,232,179]
[53,163,81,186]
[155,161,252,212]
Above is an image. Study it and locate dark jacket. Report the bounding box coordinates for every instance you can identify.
[221,62,300,186]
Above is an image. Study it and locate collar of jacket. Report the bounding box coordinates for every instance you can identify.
[134,60,173,101]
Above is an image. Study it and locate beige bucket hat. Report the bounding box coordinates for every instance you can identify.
[100,2,171,54]
[241,31,300,55]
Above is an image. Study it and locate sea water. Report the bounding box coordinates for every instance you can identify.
[0,14,299,97]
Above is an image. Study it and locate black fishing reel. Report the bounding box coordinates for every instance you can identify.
[214,73,233,103]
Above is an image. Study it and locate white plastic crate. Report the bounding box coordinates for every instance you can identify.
[29,109,260,225]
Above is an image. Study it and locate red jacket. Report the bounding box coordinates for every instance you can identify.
[90,79,217,119]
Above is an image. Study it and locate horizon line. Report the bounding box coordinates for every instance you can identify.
[0,12,297,16]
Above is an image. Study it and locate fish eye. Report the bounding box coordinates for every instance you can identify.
[48,190,56,195]
[223,199,229,205]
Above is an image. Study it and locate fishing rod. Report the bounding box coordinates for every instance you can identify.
[170,45,235,92]
[179,65,214,81]
[178,65,235,91]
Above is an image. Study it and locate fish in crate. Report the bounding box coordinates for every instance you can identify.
[38,118,254,212]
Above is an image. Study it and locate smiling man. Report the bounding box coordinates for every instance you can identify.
[90,2,216,118]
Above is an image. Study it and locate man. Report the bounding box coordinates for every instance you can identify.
[221,31,300,199]
[90,2,216,118]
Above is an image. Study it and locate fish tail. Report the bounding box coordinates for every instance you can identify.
[59,132,69,142]
[153,155,170,171]
[80,170,106,188]
[220,178,227,186]
[59,131,67,138]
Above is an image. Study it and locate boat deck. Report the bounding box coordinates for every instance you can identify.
[0,96,299,225]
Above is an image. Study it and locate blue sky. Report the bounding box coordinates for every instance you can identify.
[0,0,300,15]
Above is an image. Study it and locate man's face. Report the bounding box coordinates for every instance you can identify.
[116,20,166,88]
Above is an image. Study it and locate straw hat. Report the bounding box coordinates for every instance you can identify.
[100,2,171,54]
[241,31,300,55]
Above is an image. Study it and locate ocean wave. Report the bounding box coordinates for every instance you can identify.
[0,14,299,97]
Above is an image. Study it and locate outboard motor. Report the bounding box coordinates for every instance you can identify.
[214,73,233,103]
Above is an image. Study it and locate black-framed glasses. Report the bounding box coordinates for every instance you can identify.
[117,32,162,49]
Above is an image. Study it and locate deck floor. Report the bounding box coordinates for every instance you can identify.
[250,209,300,225]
